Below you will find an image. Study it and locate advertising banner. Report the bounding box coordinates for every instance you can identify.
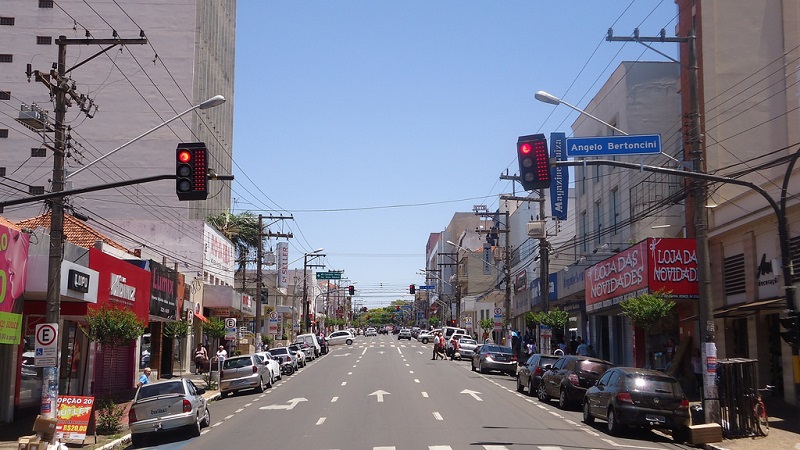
[584,238,697,312]
[549,132,569,221]
[277,242,289,289]
[0,224,29,344]
[56,395,95,442]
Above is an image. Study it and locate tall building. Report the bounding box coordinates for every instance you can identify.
[0,0,235,271]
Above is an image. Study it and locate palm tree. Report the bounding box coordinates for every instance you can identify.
[207,211,261,282]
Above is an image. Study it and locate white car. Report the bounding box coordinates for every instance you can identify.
[129,378,210,446]
[255,352,282,381]
[416,329,440,344]
[365,327,377,336]
[327,330,355,346]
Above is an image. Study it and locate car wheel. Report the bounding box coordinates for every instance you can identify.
[537,383,550,402]
[471,361,476,372]
[256,377,265,393]
[131,433,146,447]
[220,390,229,399]
[190,411,202,437]
[558,388,570,409]
[607,407,622,435]
[346,339,353,345]
[516,376,525,393]
[200,406,211,427]
[582,401,594,424]
[422,338,429,344]
[266,373,273,388]
[478,361,487,374]
[527,379,534,397]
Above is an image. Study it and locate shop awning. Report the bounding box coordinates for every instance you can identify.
[194,311,209,322]
[712,298,786,319]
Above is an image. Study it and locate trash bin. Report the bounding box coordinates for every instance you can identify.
[716,358,758,438]
[691,404,704,425]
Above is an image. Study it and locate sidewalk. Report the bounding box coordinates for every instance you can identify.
[0,372,219,450]
[701,396,800,450]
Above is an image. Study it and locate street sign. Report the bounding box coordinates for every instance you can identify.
[225,318,237,341]
[565,134,661,157]
[419,285,435,290]
[315,271,342,280]
[35,323,58,367]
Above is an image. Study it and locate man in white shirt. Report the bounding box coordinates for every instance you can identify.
[432,334,440,360]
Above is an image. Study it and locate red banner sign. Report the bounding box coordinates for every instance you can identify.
[56,395,94,442]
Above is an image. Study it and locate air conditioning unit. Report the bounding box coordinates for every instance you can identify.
[527,221,546,239]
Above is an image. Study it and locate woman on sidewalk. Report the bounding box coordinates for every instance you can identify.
[194,345,208,374]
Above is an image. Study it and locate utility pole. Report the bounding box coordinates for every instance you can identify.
[437,253,457,325]
[606,27,719,423]
[256,216,293,343]
[32,34,146,419]
[476,207,513,343]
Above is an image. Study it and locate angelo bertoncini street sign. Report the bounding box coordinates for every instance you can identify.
[565,134,661,157]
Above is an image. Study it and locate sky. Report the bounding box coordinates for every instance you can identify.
[231,1,679,308]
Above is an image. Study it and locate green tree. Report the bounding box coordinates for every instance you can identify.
[479,318,493,339]
[620,290,675,368]
[202,317,227,354]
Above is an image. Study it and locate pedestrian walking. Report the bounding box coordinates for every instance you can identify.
[432,333,440,360]
[576,337,590,356]
[194,344,208,374]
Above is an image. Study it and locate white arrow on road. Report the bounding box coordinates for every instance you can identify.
[461,389,483,401]
[369,390,390,402]
[259,398,308,410]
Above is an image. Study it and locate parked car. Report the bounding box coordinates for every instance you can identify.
[219,354,273,398]
[416,329,439,344]
[442,326,467,340]
[583,367,690,439]
[267,347,299,373]
[538,355,614,409]
[128,378,210,446]
[318,336,329,354]
[471,344,518,376]
[293,341,316,361]
[295,333,322,357]
[516,354,561,396]
[254,351,282,382]
[327,330,355,346]
[287,343,307,367]
[398,329,412,340]
[365,327,377,336]
[456,337,479,359]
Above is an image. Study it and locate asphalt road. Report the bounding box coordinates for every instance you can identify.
[130,334,692,450]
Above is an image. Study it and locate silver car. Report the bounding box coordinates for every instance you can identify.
[129,378,210,446]
[471,344,518,376]
[457,336,479,358]
[327,330,355,346]
[219,354,273,398]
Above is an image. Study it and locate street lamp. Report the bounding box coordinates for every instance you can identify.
[535,90,628,136]
[41,94,226,417]
[302,248,325,333]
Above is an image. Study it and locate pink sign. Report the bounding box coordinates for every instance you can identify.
[0,224,30,314]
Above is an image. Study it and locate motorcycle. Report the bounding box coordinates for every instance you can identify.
[279,357,294,376]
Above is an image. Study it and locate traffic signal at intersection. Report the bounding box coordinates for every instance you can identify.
[779,313,799,346]
[516,134,551,190]
[176,143,208,201]
[348,285,355,295]
[409,284,416,294]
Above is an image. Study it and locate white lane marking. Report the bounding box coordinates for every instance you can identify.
[341,381,347,386]
[421,391,429,397]
[414,379,420,383]
[211,422,223,428]
[600,438,664,449]
[223,414,234,420]
[429,447,454,450]
[405,363,410,366]
[362,346,368,355]
[548,411,564,418]
[432,411,443,421]
[316,417,326,425]
[374,447,396,450]
[348,372,353,375]
[482,446,509,450]
[235,408,244,413]
[409,370,415,374]
[565,419,578,426]
[331,396,338,402]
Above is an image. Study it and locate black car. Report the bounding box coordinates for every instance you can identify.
[516,354,560,396]
[538,355,613,409]
[583,367,690,439]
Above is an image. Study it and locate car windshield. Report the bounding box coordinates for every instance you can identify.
[459,338,476,345]
[577,361,612,375]
[222,357,253,369]
[484,345,513,353]
[625,374,681,394]
[138,382,184,399]
[269,348,289,355]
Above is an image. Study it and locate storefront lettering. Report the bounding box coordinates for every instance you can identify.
[589,267,643,299]
[110,274,136,301]
[152,275,174,294]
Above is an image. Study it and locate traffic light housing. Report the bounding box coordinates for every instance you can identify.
[517,134,551,190]
[779,313,799,346]
[176,142,208,201]
[409,284,416,294]
[348,285,355,296]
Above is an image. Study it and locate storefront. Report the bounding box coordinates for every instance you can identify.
[203,285,255,354]
[584,238,698,369]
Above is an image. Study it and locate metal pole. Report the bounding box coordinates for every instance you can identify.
[302,254,309,333]
[255,214,263,351]
[504,211,512,345]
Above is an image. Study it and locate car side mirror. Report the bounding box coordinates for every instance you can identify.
[196,388,206,395]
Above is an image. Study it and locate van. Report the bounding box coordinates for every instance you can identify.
[442,326,467,340]
[295,333,322,357]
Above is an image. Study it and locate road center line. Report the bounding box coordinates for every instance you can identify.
[316,417,326,425]
[421,391,428,397]
[432,411,443,421]
[331,396,338,402]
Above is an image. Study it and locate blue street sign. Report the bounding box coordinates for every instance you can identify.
[419,285,435,290]
[549,132,568,221]
[566,134,661,157]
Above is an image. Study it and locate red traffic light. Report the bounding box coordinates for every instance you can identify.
[409,284,416,294]
[517,134,551,190]
[176,143,208,201]
[519,142,532,155]
[177,149,192,163]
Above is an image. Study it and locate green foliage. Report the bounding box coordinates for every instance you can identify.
[428,316,440,327]
[530,308,569,329]
[202,317,227,340]
[479,318,493,332]
[95,396,124,435]
[81,306,145,348]
[163,319,191,339]
[206,211,261,275]
[620,290,675,331]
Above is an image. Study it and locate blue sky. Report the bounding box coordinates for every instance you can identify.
[231,1,679,308]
